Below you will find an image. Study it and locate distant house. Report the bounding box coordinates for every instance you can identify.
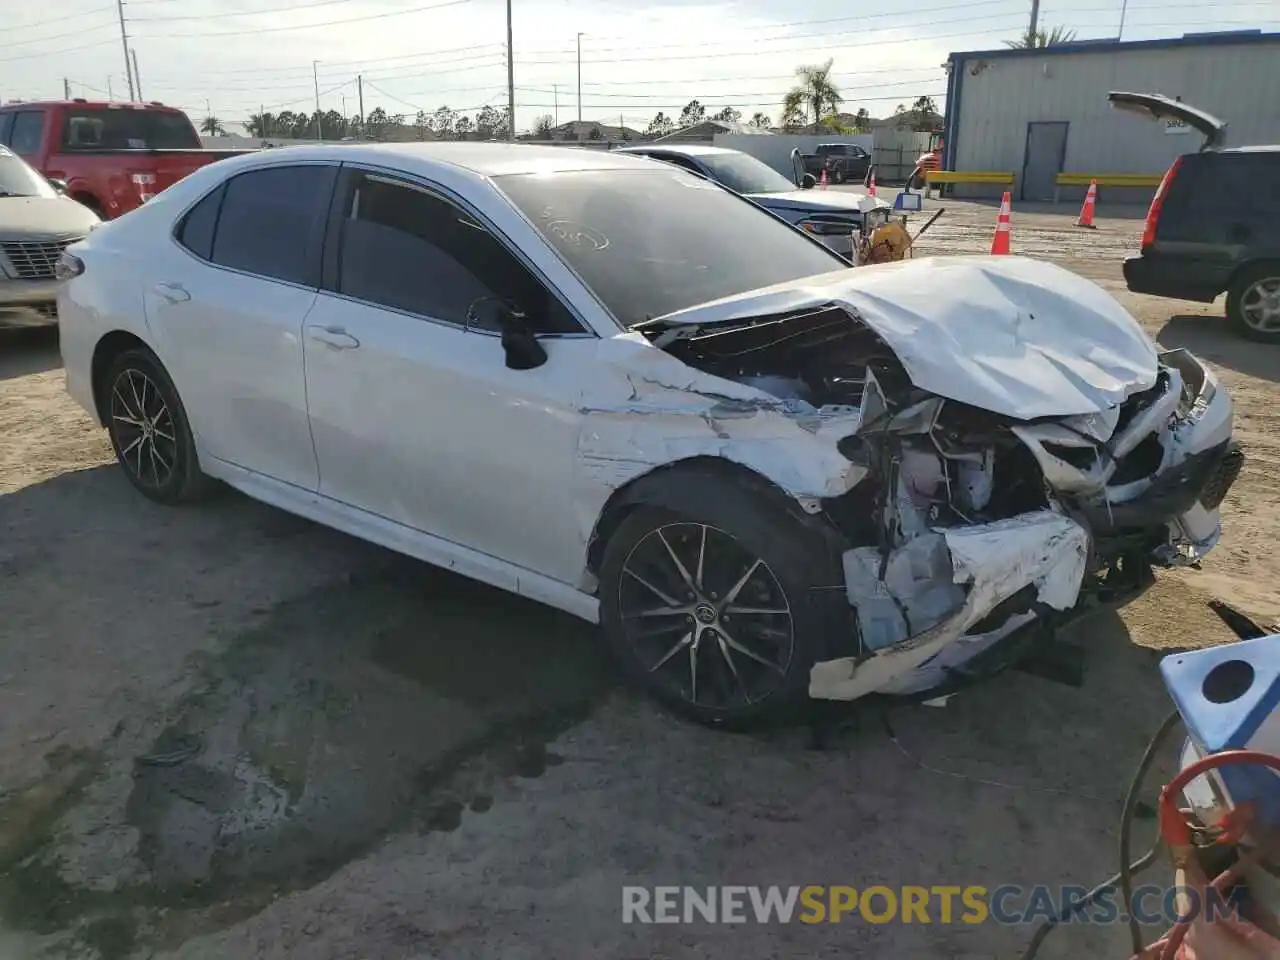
[528,120,643,142]
[654,119,775,143]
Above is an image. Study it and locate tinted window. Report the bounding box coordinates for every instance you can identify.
[176,184,225,260]
[496,167,843,327]
[699,153,796,194]
[0,147,58,198]
[336,173,581,334]
[0,114,12,145]
[9,112,45,155]
[59,108,200,150]
[211,166,333,285]
[647,153,704,176]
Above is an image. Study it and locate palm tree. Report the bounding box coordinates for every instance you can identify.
[779,90,806,130]
[789,59,842,127]
[1004,25,1077,48]
[199,115,226,137]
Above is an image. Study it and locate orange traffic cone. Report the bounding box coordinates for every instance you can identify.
[819,168,828,190]
[990,191,1012,255]
[1076,179,1098,228]
[869,168,877,197]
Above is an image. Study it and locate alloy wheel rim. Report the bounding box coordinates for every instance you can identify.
[617,522,794,711]
[1241,277,1280,332]
[110,368,178,489]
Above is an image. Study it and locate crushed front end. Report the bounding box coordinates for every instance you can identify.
[809,346,1241,701]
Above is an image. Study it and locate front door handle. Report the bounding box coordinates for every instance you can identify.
[153,281,190,304]
[307,325,360,350]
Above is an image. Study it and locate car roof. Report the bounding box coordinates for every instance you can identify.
[618,144,740,158]
[245,141,658,178]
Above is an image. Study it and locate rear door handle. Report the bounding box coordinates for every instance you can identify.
[307,325,360,350]
[153,281,190,304]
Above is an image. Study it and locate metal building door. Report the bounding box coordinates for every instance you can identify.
[1021,121,1069,201]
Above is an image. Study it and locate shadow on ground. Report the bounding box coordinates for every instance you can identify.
[0,325,60,381]
[1158,314,1280,383]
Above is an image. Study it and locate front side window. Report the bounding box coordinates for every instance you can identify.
[9,112,45,155]
[335,172,581,334]
[497,167,844,328]
[211,165,334,285]
[698,153,797,194]
[59,108,200,150]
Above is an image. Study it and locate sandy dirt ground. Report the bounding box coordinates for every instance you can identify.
[1,193,1277,960]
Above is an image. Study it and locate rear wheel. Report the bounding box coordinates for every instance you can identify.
[1227,264,1280,343]
[103,348,215,505]
[598,482,844,728]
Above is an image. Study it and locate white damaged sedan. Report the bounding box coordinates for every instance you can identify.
[56,143,1242,726]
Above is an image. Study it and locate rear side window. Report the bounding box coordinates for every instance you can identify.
[0,114,12,145]
[8,112,45,155]
[210,165,335,286]
[176,184,225,260]
[59,108,199,150]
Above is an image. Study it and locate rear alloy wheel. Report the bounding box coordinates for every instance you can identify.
[1227,266,1280,343]
[599,492,843,728]
[104,349,214,504]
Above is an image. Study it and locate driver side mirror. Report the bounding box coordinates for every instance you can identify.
[47,177,68,194]
[468,298,548,370]
[800,173,817,190]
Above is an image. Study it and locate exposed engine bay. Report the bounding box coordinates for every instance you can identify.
[639,257,1244,701]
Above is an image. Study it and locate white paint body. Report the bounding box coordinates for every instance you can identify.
[57,142,1235,703]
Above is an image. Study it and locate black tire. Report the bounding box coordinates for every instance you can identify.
[102,347,216,505]
[598,477,846,729]
[1226,263,1280,343]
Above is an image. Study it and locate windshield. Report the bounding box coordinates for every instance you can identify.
[60,108,201,150]
[699,152,798,195]
[0,147,56,198]
[497,167,844,328]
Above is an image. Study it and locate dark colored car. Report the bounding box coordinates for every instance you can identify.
[1114,92,1280,342]
[800,143,872,184]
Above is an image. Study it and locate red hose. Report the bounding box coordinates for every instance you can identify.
[1154,750,1280,960]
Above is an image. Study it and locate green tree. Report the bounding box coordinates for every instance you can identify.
[711,106,741,123]
[246,112,275,138]
[1004,25,1077,48]
[779,90,805,130]
[364,107,391,141]
[677,99,705,128]
[455,115,474,140]
[199,115,226,137]
[532,114,555,138]
[790,59,842,127]
[429,106,458,140]
[414,110,430,140]
[645,111,675,137]
[749,112,770,128]
[853,107,871,132]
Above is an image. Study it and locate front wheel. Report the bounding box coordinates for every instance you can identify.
[598,483,845,728]
[1227,265,1280,343]
[103,348,215,504]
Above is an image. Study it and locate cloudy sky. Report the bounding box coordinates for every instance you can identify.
[5,0,1278,133]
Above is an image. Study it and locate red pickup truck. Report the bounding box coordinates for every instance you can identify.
[0,99,256,219]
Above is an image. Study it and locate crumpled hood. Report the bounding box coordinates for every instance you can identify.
[650,255,1160,420]
[748,189,890,216]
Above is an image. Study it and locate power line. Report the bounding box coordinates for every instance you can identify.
[0,36,118,63]
[129,0,372,21]
[9,6,116,32]
[0,19,117,49]
[129,0,471,39]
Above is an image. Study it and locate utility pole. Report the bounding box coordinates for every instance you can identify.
[108,77,115,100]
[576,32,583,123]
[553,84,559,127]
[131,48,143,100]
[63,78,71,99]
[505,0,515,140]
[1118,0,1129,39]
[1027,0,1040,44]
[313,60,321,140]
[115,0,135,100]
[357,74,364,140]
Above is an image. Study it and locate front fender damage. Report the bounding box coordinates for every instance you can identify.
[809,512,1089,701]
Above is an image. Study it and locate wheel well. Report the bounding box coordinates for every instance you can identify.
[583,456,825,580]
[1228,259,1280,296]
[90,331,149,425]
[71,192,104,216]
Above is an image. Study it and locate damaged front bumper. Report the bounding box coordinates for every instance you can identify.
[809,350,1243,703]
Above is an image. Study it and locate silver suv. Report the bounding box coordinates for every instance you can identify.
[0,145,99,321]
